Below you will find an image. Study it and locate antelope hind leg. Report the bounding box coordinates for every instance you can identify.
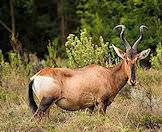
[34,96,55,119]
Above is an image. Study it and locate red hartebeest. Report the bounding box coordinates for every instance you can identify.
[28,25,150,118]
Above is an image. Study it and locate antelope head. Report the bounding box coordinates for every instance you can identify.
[113,25,151,86]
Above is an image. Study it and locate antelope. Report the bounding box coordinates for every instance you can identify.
[28,25,150,118]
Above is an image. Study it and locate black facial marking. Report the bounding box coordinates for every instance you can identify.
[128,48,137,59]
[131,64,136,81]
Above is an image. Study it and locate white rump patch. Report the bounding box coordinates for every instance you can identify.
[32,76,56,98]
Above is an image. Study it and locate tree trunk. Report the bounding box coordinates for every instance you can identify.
[9,0,23,55]
[57,0,66,44]
[10,0,16,36]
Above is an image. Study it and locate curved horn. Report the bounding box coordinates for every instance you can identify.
[114,25,131,50]
[132,25,148,51]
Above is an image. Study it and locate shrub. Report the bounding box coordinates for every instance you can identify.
[0,50,4,64]
[45,41,58,67]
[151,43,162,69]
[65,29,114,68]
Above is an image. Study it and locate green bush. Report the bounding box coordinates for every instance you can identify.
[65,29,113,68]
[45,41,57,67]
[0,50,4,64]
[151,43,162,69]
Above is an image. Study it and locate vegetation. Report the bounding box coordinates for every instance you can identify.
[0,0,162,131]
[0,31,162,131]
[0,66,162,131]
[1,0,162,59]
[151,43,162,69]
[65,29,112,68]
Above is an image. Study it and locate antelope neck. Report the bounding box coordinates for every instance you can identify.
[111,60,128,91]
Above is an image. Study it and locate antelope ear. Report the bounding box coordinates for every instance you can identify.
[138,48,151,60]
[112,45,125,59]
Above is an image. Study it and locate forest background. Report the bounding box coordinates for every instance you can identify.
[1,0,162,61]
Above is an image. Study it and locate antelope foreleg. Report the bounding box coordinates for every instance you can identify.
[98,102,106,115]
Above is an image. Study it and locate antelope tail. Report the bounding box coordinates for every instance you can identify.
[28,80,38,114]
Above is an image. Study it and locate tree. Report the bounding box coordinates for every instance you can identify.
[0,0,22,54]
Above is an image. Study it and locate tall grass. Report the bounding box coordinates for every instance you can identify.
[0,56,161,131]
[0,32,162,131]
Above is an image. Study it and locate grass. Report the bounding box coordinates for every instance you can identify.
[0,65,162,132]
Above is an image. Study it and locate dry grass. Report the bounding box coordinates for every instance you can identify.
[0,66,162,132]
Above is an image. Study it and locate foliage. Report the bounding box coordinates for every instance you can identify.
[0,49,162,131]
[151,43,162,69]
[45,41,57,67]
[0,50,4,64]
[0,51,32,91]
[76,0,162,52]
[1,0,162,62]
[65,29,111,68]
